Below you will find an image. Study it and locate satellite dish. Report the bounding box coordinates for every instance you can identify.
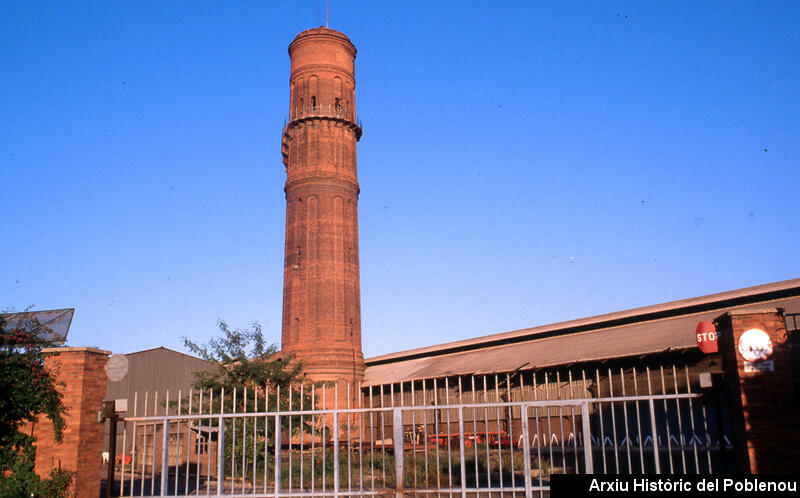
[106,354,129,382]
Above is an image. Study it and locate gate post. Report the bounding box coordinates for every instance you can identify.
[717,309,800,473]
[160,418,169,496]
[520,405,533,496]
[217,416,225,495]
[34,347,109,498]
[581,403,594,474]
[392,408,404,498]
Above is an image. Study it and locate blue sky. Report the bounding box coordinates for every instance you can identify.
[2,1,798,358]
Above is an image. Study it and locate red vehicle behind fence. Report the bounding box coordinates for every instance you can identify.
[417,431,513,449]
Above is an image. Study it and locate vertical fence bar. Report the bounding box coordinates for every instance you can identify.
[208,389,216,496]
[118,415,127,498]
[581,403,594,474]
[358,385,364,493]
[458,406,466,498]
[231,388,237,490]
[594,370,606,474]
[697,385,715,472]
[194,390,203,495]
[217,415,225,496]
[521,404,532,496]
[264,385,270,494]
[150,392,158,495]
[607,369,619,473]
[672,366,688,473]
[335,382,340,495]
[620,369,632,473]
[647,368,661,474]
[393,408,404,498]
[321,384,326,492]
[160,418,169,496]
[300,385,305,493]
[660,367,674,474]
[445,379,454,493]
[253,389,258,492]
[368,385,374,491]
[422,380,429,489]
[140,391,148,497]
[433,379,440,491]
[544,373,554,478]
[274,414,281,496]
[633,368,645,472]
[127,391,138,497]
[555,372,566,476]
[174,391,181,494]
[411,380,417,490]
[471,376,479,485]
[333,411,340,497]
[494,374,503,493]
[310,384,315,495]
[533,374,542,495]
[507,373,517,489]
[648,398,661,474]
[380,384,387,487]
[683,367,700,473]
[347,383,352,493]
[287,386,292,495]
[568,370,580,473]
[241,387,247,494]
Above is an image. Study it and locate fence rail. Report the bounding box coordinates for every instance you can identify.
[108,365,733,497]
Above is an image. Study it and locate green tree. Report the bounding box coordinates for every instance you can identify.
[184,321,306,398]
[183,321,317,480]
[0,314,74,498]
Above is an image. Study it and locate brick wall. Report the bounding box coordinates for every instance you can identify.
[717,309,800,473]
[33,347,109,497]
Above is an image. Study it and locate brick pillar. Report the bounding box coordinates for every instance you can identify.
[33,347,110,497]
[717,309,800,473]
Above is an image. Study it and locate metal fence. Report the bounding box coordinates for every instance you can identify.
[109,365,733,497]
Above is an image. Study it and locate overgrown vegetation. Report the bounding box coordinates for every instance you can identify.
[0,314,74,497]
[182,320,316,476]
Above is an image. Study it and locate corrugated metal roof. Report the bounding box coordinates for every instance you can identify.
[363,281,800,387]
[367,278,800,365]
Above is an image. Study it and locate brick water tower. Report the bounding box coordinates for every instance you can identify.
[280,27,365,389]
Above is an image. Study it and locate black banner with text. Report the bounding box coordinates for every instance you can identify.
[550,475,798,498]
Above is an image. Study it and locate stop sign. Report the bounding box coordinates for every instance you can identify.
[696,321,719,354]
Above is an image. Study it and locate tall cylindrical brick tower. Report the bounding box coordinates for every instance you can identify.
[280,27,365,386]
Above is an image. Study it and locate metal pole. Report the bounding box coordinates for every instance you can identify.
[217,416,225,496]
[393,408,404,498]
[106,412,117,498]
[458,406,466,498]
[521,405,532,496]
[160,418,169,496]
[333,412,340,497]
[649,398,661,474]
[274,415,281,496]
[581,403,594,474]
